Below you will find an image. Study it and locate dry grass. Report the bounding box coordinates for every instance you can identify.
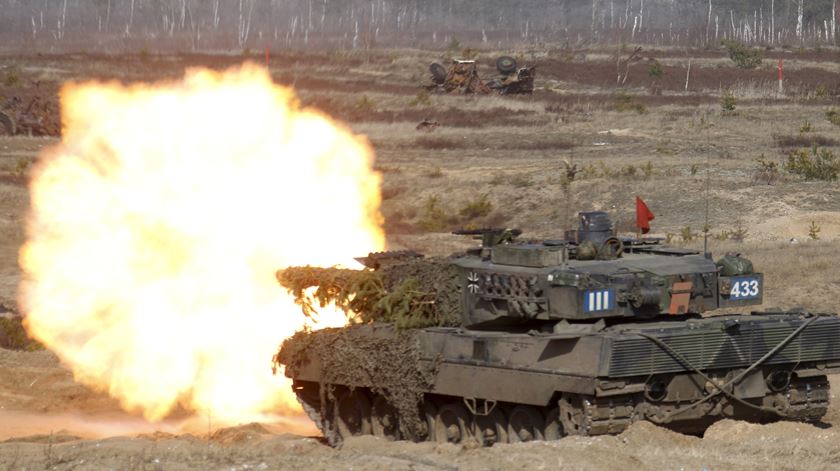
[773,133,839,148]
[0,316,42,350]
[682,239,840,313]
[380,185,405,201]
[413,136,469,150]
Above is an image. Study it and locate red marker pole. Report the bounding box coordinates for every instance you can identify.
[264,47,270,68]
[778,58,784,95]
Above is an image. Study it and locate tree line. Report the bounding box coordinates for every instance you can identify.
[0,0,836,51]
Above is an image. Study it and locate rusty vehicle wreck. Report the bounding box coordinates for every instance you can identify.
[274,211,840,446]
[426,56,535,95]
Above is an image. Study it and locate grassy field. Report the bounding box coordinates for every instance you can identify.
[2,45,840,326]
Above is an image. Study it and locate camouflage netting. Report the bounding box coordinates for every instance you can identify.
[274,325,437,440]
[275,257,462,439]
[276,257,462,329]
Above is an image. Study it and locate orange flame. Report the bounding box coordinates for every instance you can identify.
[18,64,383,424]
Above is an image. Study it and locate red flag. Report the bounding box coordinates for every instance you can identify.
[636,196,655,234]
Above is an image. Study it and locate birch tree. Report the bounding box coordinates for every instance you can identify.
[797,0,804,41]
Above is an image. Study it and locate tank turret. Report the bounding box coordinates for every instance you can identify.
[451,212,761,329]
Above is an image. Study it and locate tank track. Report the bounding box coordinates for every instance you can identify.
[292,375,830,446]
[293,384,341,446]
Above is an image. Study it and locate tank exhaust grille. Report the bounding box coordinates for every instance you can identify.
[607,317,840,377]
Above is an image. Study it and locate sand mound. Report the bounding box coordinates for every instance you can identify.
[704,418,837,443]
[618,420,700,448]
[209,423,274,446]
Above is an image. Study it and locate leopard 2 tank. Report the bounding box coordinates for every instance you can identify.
[274,211,840,446]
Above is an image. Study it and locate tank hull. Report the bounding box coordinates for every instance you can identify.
[278,312,840,445]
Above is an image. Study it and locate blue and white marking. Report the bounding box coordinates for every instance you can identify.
[729,276,761,300]
[584,289,614,312]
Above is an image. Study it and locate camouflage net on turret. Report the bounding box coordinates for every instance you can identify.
[276,257,461,329]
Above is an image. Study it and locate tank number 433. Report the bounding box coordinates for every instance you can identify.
[729,277,760,299]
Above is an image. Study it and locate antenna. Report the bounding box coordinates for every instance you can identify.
[703,143,711,256]
[562,126,577,232]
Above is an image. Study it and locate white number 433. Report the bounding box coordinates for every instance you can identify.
[730,278,760,298]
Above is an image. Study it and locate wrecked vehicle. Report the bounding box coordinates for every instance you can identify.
[274,211,840,446]
[485,56,536,95]
[426,56,535,95]
[427,59,490,95]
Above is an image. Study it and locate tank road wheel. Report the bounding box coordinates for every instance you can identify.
[371,395,400,441]
[543,407,564,441]
[336,389,372,438]
[422,401,438,442]
[507,406,545,442]
[558,396,586,436]
[434,403,471,444]
[474,408,509,446]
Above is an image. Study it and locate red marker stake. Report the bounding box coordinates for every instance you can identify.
[265,48,270,68]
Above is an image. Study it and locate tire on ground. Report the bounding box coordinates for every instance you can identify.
[496,56,517,75]
[429,63,447,84]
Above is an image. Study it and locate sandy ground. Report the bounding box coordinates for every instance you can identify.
[2,49,840,469]
[2,344,840,470]
[1,346,840,471]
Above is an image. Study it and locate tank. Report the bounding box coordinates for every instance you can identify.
[273,212,840,446]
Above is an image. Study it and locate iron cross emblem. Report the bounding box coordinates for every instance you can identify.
[467,272,480,294]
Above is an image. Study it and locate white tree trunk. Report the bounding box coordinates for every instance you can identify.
[706,0,712,44]
[126,0,135,37]
[213,0,220,29]
[624,0,629,29]
[180,0,186,30]
[639,0,644,31]
[796,0,804,41]
[760,7,764,42]
[730,10,735,37]
[238,0,254,47]
[685,59,691,91]
[58,0,67,40]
